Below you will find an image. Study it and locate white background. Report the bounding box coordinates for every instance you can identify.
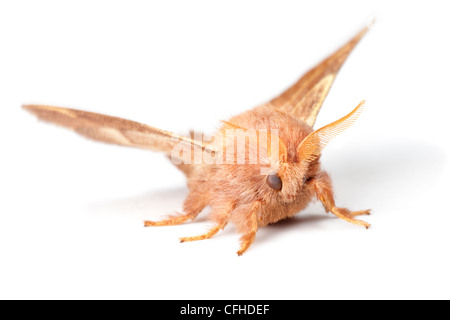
[1,1,449,299]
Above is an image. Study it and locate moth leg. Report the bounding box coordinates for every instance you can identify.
[312,171,371,229]
[236,201,261,256]
[349,209,371,217]
[328,207,371,229]
[144,191,207,227]
[179,202,234,242]
[237,232,256,256]
[144,212,196,227]
[179,223,225,242]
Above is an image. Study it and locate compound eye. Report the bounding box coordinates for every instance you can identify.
[267,173,282,191]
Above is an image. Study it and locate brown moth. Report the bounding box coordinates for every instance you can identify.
[24,24,371,255]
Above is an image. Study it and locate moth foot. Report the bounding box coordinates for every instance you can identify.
[349,209,371,217]
[331,207,371,229]
[179,224,223,243]
[236,232,256,256]
[143,211,194,227]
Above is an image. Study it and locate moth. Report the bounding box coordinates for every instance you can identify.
[24,25,371,255]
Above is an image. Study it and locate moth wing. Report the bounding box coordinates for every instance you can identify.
[23,104,213,163]
[267,25,370,127]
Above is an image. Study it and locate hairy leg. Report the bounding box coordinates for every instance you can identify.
[144,190,208,227]
[179,202,234,242]
[312,171,371,229]
[236,201,261,256]
[179,222,225,242]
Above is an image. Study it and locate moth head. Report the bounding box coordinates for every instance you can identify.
[262,128,301,199]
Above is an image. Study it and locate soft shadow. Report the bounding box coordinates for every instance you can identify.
[88,138,447,226]
[321,138,447,211]
[256,214,331,243]
[88,186,194,220]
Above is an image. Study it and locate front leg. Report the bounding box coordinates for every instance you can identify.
[179,202,234,243]
[144,190,207,227]
[236,200,261,256]
[312,171,371,229]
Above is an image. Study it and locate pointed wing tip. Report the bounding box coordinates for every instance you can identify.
[22,104,55,115]
[22,104,44,118]
[355,22,372,43]
[22,104,36,112]
[22,104,79,129]
[352,18,375,45]
[22,104,75,117]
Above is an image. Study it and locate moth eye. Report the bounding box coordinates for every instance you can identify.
[267,173,282,191]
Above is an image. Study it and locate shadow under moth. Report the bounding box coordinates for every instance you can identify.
[24,24,372,255]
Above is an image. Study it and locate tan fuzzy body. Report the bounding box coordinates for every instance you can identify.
[184,105,319,232]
